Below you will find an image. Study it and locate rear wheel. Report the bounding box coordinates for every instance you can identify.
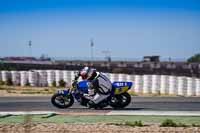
[51,93,74,109]
[110,92,131,109]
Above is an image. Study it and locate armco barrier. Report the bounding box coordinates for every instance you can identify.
[0,70,200,96]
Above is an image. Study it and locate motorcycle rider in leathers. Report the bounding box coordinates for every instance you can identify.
[74,66,112,108]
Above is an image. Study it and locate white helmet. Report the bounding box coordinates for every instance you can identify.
[80,66,96,80]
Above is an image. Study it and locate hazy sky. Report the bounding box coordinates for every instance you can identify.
[0,0,200,60]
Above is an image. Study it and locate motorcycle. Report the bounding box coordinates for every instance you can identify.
[51,80,133,109]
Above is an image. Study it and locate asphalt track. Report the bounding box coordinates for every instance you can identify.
[0,96,200,112]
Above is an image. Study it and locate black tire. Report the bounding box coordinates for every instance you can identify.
[51,93,74,109]
[110,92,131,109]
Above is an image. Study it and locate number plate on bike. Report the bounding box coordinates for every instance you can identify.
[57,89,69,95]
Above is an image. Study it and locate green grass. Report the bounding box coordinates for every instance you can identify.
[1,115,200,126]
[107,121,144,127]
[124,121,143,127]
[161,119,190,127]
[0,115,24,123]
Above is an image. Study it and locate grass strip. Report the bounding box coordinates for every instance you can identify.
[0,115,200,126]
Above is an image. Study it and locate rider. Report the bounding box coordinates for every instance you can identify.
[74,66,112,108]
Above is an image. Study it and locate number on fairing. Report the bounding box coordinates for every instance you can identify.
[116,82,127,87]
[58,90,64,94]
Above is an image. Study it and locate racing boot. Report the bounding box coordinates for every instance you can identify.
[87,100,96,109]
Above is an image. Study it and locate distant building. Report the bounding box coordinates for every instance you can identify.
[143,56,160,62]
[3,57,37,61]
[1,56,51,61]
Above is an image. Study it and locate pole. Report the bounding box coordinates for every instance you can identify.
[28,40,32,57]
[102,50,111,62]
[90,39,94,61]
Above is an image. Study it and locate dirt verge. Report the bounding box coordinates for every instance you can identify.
[0,123,200,133]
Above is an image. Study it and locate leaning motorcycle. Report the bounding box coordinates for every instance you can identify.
[51,80,133,109]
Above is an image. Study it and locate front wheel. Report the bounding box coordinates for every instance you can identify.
[110,92,131,109]
[51,93,74,109]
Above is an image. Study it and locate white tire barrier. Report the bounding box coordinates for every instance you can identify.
[46,70,55,87]
[37,70,47,87]
[11,71,20,85]
[1,70,200,97]
[118,74,127,82]
[143,75,151,94]
[177,76,187,96]
[110,73,119,83]
[70,71,76,84]
[28,71,38,87]
[160,75,169,94]
[20,71,28,86]
[1,71,11,82]
[127,75,134,89]
[169,76,177,95]
[63,70,69,85]
[195,78,200,96]
[69,71,76,85]
[187,77,195,96]
[63,71,76,85]
[55,70,63,86]
[127,74,134,82]
[134,75,143,93]
[151,75,160,94]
